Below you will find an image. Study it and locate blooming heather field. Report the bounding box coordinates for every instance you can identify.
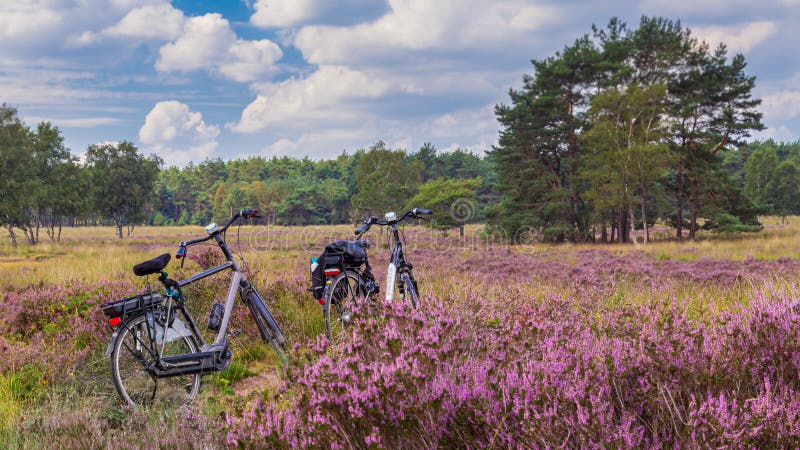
[2,219,800,447]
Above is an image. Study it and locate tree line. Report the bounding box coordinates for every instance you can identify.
[0,109,494,246]
[730,140,800,222]
[154,141,495,231]
[0,104,162,245]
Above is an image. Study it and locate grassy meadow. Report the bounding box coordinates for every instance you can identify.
[2,219,800,447]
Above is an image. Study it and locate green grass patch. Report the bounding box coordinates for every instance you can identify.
[0,373,21,431]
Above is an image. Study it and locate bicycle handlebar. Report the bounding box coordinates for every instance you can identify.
[176,207,260,258]
[354,208,433,236]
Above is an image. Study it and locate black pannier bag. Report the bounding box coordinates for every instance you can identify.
[325,240,367,266]
[310,256,325,300]
[310,240,369,301]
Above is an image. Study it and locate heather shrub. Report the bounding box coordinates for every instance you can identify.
[226,287,800,448]
[0,280,134,383]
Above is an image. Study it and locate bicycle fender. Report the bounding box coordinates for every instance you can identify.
[104,331,119,358]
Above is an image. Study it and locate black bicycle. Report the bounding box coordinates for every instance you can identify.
[355,208,432,308]
[101,208,287,408]
[311,240,379,340]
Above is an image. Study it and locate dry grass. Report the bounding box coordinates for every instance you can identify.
[2,217,799,286]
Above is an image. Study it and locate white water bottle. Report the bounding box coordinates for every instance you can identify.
[385,263,397,301]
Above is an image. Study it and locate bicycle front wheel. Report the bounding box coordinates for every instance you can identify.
[110,313,201,408]
[323,270,366,340]
[400,272,419,309]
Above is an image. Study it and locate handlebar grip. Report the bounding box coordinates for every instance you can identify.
[355,223,369,235]
[240,207,258,219]
[413,208,433,215]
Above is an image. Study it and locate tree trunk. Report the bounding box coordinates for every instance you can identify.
[601,224,608,243]
[641,191,649,245]
[6,225,17,248]
[689,176,697,240]
[629,204,637,245]
[459,224,464,238]
[21,225,35,245]
[618,208,629,243]
[676,161,684,241]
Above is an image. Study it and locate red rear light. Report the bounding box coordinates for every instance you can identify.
[324,268,340,277]
[318,298,325,305]
[108,317,122,327]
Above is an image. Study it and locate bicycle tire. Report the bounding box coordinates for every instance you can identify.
[110,313,201,408]
[246,293,288,366]
[400,272,419,309]
[323,270,366,340]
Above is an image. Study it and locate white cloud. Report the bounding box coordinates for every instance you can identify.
[260,128,382,158]
[156,14,235,72]
[639,0,757,15]
[250,0,388,29]
[251,0,317,28]
[104,3,185,40]
[761,90,800,119]
[110,0,164,9]
[0,70,127,105]
[218,39,285,82]
[22,116,121,128]
[692,21,777,53]
[156,13,282,82]
[293,0,561,65]
[0,1,166,45]
[232,65,393,132]
[139,101,220,166]
[0,3,62,40]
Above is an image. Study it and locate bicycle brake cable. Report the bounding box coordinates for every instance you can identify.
[233,222,251,276]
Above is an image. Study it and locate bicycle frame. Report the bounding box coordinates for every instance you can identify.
[176,258,241,351]
[385,223,408,302]
[354,208,431,302]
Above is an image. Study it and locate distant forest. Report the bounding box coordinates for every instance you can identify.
[3,16,800,246]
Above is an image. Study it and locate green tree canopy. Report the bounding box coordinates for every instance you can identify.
[86,142,161,238]
[351,142,423,219]
[407,178,482,237]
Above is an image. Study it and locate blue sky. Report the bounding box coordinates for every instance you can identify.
[2,0,799,166]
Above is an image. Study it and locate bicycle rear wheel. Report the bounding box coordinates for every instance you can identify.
[245,293,288,366]
[400,272,419,309]
[110,313,201,408]
[323,270,366,340]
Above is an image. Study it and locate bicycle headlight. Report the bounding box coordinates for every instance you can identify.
[205,222,219,235]
[385,211,396,222]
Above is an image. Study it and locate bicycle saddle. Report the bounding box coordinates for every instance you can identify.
[133,253,171,276]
